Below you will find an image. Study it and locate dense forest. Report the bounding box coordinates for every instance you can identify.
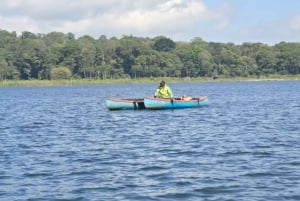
[0,29,300,80]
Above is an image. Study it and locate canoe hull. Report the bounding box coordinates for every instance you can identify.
[106,98,145,110]
[144,96,208,110]
[106,96,208,110]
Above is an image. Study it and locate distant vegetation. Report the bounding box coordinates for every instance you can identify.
[0,29,300,83]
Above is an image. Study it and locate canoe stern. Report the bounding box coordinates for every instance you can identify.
[106,97,145,110]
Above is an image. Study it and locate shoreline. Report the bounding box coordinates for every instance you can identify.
[1,75,299,87]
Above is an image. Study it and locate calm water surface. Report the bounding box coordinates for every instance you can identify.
[1,81,300,201]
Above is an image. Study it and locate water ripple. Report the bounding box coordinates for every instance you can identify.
[1,81,300,201]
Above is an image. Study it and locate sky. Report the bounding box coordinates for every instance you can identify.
[1,0,300,45]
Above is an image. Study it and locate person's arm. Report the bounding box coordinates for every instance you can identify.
[168,87,173,98]
[154,88,159,97]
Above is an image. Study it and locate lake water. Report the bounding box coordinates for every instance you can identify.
[0,81,299,201]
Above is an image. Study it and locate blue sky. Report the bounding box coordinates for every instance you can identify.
[1,0,300,45]
[202,0,300,44]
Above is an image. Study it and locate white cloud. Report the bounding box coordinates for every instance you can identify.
[0,15,39,34]
[116,0,207,31]
[1,0,300,44]
[290,14,300,30]
[0,0,229,40]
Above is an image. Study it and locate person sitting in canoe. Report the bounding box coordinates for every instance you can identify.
[154,80,173,98]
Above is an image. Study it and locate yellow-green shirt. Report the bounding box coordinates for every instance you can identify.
[155,85,173,98]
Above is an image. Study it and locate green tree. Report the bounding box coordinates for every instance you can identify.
[59,40,82,77]
[153,36,176,52]
[255,46,279,75]
[275,42,300,74]
[77,35,97,79]
[0,28,299,81]
[50,66,72,79]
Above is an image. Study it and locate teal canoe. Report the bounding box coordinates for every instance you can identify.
[106,96,208,110]
[143,96,208,110]
[106,97,145,110]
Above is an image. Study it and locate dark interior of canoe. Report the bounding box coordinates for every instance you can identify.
[125,98,145,109]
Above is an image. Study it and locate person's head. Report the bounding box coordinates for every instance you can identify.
[159,80,165,87]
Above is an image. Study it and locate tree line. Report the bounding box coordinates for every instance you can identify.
[0,29,300,80]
